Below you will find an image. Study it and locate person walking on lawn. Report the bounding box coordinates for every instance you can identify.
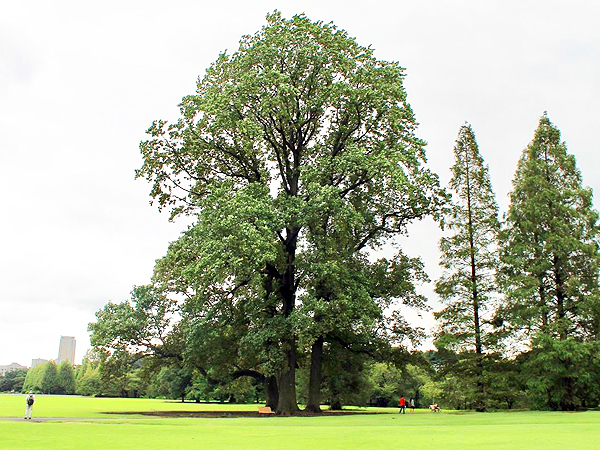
[399,395,406,414]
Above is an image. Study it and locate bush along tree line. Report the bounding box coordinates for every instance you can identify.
[0,368,27,393]
[86,13,599,413]
[19,361,76,394]
[3,351,441,408]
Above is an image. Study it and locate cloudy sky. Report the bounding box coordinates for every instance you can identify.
[1,0,599,366]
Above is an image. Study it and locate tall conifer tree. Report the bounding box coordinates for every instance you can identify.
[500,113,600,340]
[435,123,500,410]
[500,113,600,410]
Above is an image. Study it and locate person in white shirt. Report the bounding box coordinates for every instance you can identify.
[24,391,35,419]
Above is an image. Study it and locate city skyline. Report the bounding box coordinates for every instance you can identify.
[1,336,78,368]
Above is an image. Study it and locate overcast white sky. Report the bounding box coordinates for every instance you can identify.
[1,0,599,366]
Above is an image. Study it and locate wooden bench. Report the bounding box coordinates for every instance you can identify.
[258,406,274,414]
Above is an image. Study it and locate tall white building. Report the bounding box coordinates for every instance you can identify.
[57,336,76,364]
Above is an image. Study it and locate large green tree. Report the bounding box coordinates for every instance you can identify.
[57,361,76,394]
[89,285,183,366]
[0,369,27,392]
[136,12,444,414]
[23,363,45,393]
[88,285,194,397]
[41,361,59,394]
[499,113,600,410]
[434,123,501,410]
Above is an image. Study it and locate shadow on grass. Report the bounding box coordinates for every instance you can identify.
[101,410,386,418]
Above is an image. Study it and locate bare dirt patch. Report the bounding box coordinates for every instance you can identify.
[102,410,383,418]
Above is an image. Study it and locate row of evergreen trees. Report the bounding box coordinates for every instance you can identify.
[0,369,27,392]
[22,361,77,394]
[435,113,600,411]
[15,355,122,396]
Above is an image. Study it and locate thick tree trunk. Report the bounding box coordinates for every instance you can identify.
[560,374,576,411]
[305,335,324,412]
[265,375,279,410]
[330,397,342,410]
[276,337,300,415]
[274,226,300,415]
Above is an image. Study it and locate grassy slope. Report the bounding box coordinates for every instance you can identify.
[0,395,598,450]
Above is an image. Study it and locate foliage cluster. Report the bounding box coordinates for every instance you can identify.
[0,369,27,393]
[90,11,444,415]
[85,13,600,413]
[22,361,76,394]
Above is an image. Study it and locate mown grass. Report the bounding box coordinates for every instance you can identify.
[0,394,259,418]
[1,395,598,450]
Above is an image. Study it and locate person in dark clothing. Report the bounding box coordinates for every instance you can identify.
[24,391,35,419]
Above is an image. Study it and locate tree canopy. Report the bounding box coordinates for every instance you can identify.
[134,11,444,414]
[500,113,600,342]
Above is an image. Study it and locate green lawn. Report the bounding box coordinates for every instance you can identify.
[1,395,598,450]
[0,394,260,418]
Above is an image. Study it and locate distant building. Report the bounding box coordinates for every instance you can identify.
[31,358,49,368]
[0,362,28,376]
[57,336,76,364]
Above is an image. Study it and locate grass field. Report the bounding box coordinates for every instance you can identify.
[1,395,598,450]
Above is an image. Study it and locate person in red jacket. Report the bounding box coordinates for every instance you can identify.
[398,395,406,414]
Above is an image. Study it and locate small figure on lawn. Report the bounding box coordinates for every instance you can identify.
[25,391,35,420]
[398,394,406,414]
[409,397,415,413]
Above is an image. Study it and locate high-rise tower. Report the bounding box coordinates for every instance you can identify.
[57,336,76,364]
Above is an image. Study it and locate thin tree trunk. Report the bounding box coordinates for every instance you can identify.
[553,255,567,340]
[464,148,485,412]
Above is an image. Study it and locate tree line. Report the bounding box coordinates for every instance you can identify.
[1,350,442,410]
[87,12,599,413]
[433,117,600,411]
[16,361,76,394]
